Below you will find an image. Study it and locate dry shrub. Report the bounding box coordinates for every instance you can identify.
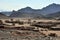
[48,33,57,37]
[0,20,3,24]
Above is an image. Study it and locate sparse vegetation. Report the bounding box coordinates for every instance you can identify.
[0,18,60,40]
[0,20,3,25]
[48,33,57,37]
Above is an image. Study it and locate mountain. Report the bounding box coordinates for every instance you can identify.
[10,7,43,18]
[40,3,60,15]
[18,7,35,12]
[46,11,60,18]
[18,7,41,14]
[0,13,8,18]
[1,3,60,19]
[1,11,12,16]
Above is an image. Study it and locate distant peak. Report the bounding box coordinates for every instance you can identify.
[50,3,60,6]
[52,3,57,5]
[24,6,32,9]
[26,6,31,8]
[18,6,33,11]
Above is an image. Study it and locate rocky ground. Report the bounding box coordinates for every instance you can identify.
[0,29,60,40]
[0,19,60,40]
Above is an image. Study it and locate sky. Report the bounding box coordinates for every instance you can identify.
[0,0,60,11]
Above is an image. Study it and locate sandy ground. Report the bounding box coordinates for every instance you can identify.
[0,18,60,40]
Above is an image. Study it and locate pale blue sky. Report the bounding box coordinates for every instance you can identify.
[0,0,60,11]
